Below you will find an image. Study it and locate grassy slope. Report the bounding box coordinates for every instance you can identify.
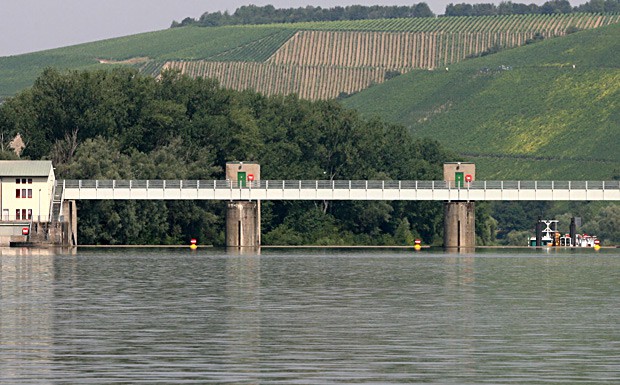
[0,26,292,97]
[342,23,620,180]
[3,13,617,99]
[1,17,618,180]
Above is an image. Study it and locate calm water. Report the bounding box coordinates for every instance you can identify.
[1,247,619,384]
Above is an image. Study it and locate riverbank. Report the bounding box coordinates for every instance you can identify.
[67,244,618,249]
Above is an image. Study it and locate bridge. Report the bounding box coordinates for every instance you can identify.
[61,179,620,201]
[53,178,620,249]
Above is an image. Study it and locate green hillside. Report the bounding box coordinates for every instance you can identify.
[342,23,620,180]
[1,14,618,180]
[0,26,293,97]
[1,13,618,98]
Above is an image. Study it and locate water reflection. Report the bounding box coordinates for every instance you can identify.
[226,246,261,256]
[444,246,476,255]
[225,252,261,382]
[0,248,55,382]
[1,248,619,383]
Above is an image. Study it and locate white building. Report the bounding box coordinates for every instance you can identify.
[0,160,55,223]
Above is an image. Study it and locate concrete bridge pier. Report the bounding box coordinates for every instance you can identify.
[443,162,476,249]
[61,200,78,246]
[226,201,260,248]
[47,200,78,246]
[444,201,476,249]
[225,161,261,248]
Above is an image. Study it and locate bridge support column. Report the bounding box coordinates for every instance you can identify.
[444,201,475,249]
[225,161,261,248]
[61,200,78,246]
[226,201,260,248]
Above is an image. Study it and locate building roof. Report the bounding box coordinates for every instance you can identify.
[0,160,54,177]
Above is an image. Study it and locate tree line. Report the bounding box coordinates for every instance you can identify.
[1,69,616,245]
[0,68,470,246]
[171,4,435,28]
[445,0,620,16]
[171,1,620,28]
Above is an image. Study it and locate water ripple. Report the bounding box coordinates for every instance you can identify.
[1,248,619,383]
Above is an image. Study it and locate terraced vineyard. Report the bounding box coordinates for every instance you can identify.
[292,12,618,32]
[269,30,542,69]
[1,13,619,100]
[160,13,620,100]
[1,12,618,180]
[163,61,386,99]
[341,22,620,179]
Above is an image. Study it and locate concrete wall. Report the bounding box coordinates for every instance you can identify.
[226,162,261,187]
[443,162,476,248]
[61,200,77,246]
[226,201,259,247]
[444,202,476,248]
[443,162,476,185]
[0,175,54,222]
[0,223,29,246]
[225,162,261,247]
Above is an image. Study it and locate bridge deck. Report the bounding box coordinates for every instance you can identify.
[61,180,620,201]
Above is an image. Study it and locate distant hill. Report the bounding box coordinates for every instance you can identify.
[1,12,618,180]
[342,23,620,180]
[1,13,618,99]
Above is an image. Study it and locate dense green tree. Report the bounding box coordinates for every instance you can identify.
[394,218,416,245]
[491,201,552,243]
[413,3,435,17]
[576,0,620,12]
[0,68,455,245]
[581,204,620,244]
[2,67,613,245]
[541,0,573,14]
[475,201,497,245]
[176,0,619,26]
[445,3,475,16]
[445,0,616,15]
[173,3,435,28]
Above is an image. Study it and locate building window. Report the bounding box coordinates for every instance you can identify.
[27,209,32,220]
[21,178,26,184]
[16,178,20,184]
[16,209,20,220]
[22,189,26,198]
[28,189,32,198]
[22,209,27,220]
[28,178,33,184]
[16,189,20,198]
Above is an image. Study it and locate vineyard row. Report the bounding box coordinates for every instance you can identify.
[154,14,620,101]
[295,13,620,33]
[162,61,388,100]
[267,27,608,69]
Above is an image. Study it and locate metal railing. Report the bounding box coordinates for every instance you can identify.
[62,179,620,190]
[58,179,620,202]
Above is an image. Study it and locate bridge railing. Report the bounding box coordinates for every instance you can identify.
[62,180,620,190]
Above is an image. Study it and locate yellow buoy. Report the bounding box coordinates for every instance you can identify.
[190,238,198,250]
[593,244,601,251]
[190,244,198,250]
[414,239,422,251]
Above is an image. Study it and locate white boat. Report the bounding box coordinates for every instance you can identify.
[528,219,599,247]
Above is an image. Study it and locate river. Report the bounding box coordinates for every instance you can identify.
[1,247,619,383]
